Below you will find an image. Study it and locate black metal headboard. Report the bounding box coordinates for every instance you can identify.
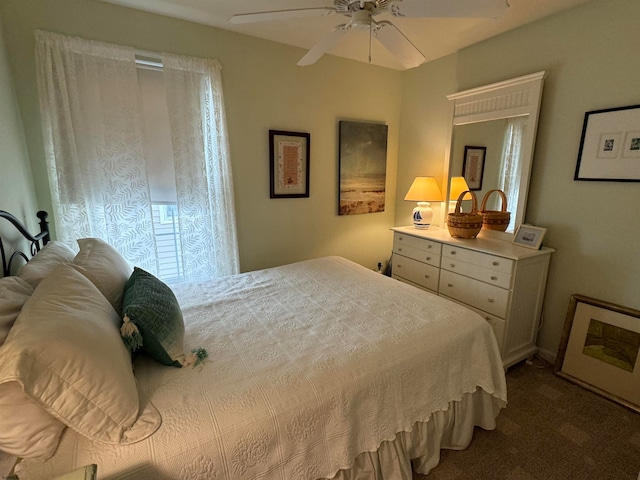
[0,210,50,277]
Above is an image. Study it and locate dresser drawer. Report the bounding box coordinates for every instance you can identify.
[464,304,506,352]
[441,246,513,274]
[392,244,440,267]
[441,258,512,289]
[392,254,440,292]
[439,270,510,318]
[446,298,506,352]
[393,232,442,255]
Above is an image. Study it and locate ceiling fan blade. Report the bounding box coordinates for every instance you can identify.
[374,21,426,69]
[297,24,350,66]
[391,0,508,19]
[229,7,334,24]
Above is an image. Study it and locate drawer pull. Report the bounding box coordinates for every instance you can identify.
[447,283,453,288]
[450,251,456,255]
[397,264,402,268]
[487,298,495,303]
[426,256,431,261]
[399,236,403,241]
[492,261,499,266]
[491,276,498,281]
[398,247,403,252]
[449,263,455,268]
[424,275,430,279]
[427,245,432,249]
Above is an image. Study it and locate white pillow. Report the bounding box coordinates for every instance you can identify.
[16,241,76,289]
[73,238,133,315]
[0,263,160,447]
[0,276,33,345]
[0,382,65,459]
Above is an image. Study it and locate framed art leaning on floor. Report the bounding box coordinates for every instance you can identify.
[555,294,640,413]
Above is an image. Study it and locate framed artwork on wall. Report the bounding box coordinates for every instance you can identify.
[555,294,640,413]
[574,104,640,181]
[462,146,486,190]
[269,130,310,198]
[338,121,388,215]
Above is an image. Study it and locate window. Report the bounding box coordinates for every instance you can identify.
[152,203,183,282]
[137,63,183,282]
[36,31,239,283]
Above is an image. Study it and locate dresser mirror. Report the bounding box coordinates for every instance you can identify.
[441,71,546,233]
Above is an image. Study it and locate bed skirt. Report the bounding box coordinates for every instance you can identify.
[331,387,502,480]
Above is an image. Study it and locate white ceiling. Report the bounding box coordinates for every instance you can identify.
[99,0,593,70]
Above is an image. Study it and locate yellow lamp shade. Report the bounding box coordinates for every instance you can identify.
[449,177,472,201]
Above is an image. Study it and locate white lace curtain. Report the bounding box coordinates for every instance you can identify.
[162,54,239,278]
[35,30,239,281]
[498,117,526,232]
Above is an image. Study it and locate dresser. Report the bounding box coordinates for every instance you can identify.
[391,226,553,368]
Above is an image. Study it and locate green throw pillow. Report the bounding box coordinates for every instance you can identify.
[121,267,185,367]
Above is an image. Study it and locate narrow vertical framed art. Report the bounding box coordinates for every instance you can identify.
[338,121,388,215]
[462,146,486,190]
[269,130,310,198]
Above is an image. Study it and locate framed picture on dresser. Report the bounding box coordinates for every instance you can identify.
[512,224,546,250]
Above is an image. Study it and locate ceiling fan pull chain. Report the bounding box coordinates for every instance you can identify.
[368,20,372,63]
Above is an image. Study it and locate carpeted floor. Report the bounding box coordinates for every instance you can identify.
[413,359,640,480]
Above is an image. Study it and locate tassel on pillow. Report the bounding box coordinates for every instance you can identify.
[120,315,143,352]
[181,348,208,368]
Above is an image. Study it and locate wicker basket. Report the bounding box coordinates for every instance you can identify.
[479,189,510,232]
[447,190,483,239]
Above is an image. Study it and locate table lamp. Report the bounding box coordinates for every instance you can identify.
[404,176,443,229]
[447,176,472,219]
[449,177,471,202]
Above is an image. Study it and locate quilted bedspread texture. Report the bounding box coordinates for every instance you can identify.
[16,256,507,480]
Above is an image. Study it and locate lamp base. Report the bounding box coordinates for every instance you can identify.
[412,202,433,229]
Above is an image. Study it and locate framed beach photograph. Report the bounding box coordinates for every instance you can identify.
[555,294,640,413]
[462,146,486,190]
[512,224,546,250]
[574,104,640,181]
[338,121,388,215]
[269,130,310,198]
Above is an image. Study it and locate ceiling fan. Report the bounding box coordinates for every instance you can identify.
[229,0,509,69]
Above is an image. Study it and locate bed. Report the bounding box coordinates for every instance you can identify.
[0,210,507,480]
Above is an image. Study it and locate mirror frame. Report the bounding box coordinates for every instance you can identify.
[440,71,546,232]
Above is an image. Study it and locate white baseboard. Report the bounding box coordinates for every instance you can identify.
[535,347,556,366]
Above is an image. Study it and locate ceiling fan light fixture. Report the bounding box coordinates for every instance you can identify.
[351,9,373,30]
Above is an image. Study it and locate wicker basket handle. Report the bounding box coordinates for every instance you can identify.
[480,189,508,212]
[454,190,478,214]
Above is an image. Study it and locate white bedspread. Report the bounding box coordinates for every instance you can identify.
[16,256,507,480]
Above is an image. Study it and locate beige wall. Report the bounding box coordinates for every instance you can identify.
[0,13,39,259]
[397,0,640,359]
[0,0,401,274]
[2,0,639,359]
